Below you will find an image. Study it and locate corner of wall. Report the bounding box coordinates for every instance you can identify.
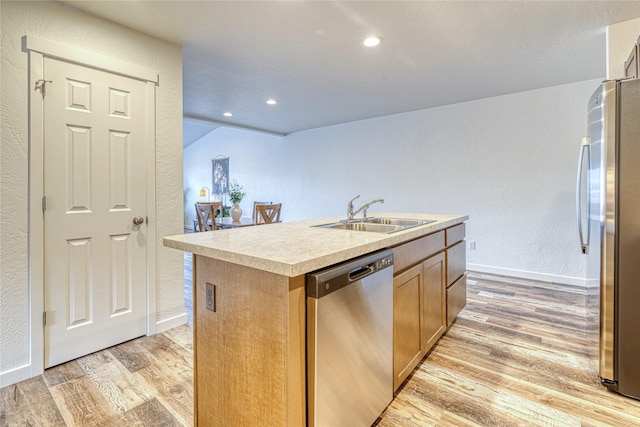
[156,313,188,334]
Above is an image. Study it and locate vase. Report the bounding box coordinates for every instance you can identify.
[230,202,242,221]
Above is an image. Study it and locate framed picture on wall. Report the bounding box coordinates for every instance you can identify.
[212,156,229,194]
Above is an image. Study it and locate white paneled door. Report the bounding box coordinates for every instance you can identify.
[43,57,148,368]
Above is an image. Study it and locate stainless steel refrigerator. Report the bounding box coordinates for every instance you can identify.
[577,78,640,400]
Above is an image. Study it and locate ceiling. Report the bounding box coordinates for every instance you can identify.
[63,1,640,142]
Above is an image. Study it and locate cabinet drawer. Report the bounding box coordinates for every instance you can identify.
[446,241,466,286]
[393,231,444,273]
[445,223,465,246]
[447,274,466,327]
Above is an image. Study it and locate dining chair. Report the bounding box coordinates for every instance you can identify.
[252,201,272,224]
[195,202,222,231]
[255,203,282,225]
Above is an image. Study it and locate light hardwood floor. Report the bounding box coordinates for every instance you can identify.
[3,268,640,426]
[376,274,640,426]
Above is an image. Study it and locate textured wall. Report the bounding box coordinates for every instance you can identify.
[1,1,184,385]
[185,79,601,285]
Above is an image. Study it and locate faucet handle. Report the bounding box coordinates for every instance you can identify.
[347,195,360,220]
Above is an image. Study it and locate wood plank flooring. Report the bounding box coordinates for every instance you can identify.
[376,274,640,426]
[4,269,640,426]
[0,325,193,426]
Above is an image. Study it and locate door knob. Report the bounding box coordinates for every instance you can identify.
[132,216,145,225]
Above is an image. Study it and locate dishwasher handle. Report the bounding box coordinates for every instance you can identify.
[348,264,375,282]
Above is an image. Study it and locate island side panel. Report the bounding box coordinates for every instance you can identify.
[287,274,307,427]
[194,255,306,426]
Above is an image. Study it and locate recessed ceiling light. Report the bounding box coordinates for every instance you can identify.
[363,36,382,47]
[223,112,233,117]
[266,99,278,105]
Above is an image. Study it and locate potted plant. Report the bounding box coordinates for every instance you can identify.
[228,182,246,221]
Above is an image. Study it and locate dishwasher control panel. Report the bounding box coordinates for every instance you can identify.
[306,250,394,299]
[375,255,393,270]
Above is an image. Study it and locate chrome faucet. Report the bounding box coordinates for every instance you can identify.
[347,195,385,221]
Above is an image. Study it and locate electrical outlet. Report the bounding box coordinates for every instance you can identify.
[206,283,215,312]
[468,241,476,250]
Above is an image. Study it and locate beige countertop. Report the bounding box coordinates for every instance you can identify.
[163,212,468,277]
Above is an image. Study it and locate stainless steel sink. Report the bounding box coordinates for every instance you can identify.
[313,217,435,233]
[321,222,403,233]
[364,218,433,227]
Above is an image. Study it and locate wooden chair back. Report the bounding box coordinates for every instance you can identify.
[195,202,222,231]
[252,201,272,224]
[255,203,282,225]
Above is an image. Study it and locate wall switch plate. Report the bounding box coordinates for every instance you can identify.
[206,283,215,312]
[469,241,476,250]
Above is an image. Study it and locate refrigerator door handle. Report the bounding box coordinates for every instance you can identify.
[577,136,591,254]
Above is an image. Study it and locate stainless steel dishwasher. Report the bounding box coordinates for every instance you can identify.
[307,249,394,427]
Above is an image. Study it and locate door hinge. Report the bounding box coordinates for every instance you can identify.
[35,79,53,97]
[42,196,47,212]
[43,311,47,327]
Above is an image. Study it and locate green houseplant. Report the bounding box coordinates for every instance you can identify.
[228,182,246,204]
[228,182,246,221]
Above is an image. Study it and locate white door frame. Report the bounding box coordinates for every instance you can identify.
[25,36,158,376]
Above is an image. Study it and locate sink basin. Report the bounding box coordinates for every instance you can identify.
[314,217,435,233]
[321,222,403,233]
[364,218,433,227]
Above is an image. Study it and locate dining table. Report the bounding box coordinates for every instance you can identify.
[217,217,255,229]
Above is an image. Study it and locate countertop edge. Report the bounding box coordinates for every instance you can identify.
[164,213,468,277]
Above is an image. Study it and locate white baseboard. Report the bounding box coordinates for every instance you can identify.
[155,312,188,334]
[1,313,188,388]
[0,363,42,388]
[467,263,598,288]
[583,277,599,288]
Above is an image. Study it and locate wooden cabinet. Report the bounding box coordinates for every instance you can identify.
[445,224,467,327]
[392,238,447,391]
[447,275,467,326]
[445,223,465,247]
[446,241,466,286]
[393,264,424,391]
[391,222,467,391]
[393,231,444,272]
[422,252,446,352]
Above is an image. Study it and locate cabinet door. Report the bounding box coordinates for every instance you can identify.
[393,264,423,391]
[422,252,446,353]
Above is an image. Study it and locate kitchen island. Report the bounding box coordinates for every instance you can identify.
[163,212,468,426]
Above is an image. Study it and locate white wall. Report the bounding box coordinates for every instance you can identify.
[1,1,184,386]
[185,79,602,286]
[184,130,287,225]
